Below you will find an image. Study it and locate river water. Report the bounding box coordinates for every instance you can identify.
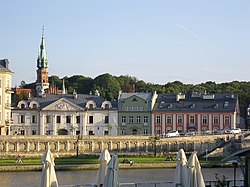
[0,168,243,187]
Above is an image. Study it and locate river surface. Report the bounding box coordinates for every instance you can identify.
[0,168,243,187]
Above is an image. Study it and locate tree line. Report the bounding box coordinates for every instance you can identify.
[22,73,250,117]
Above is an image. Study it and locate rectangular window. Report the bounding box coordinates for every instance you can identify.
[20,115,25,123]
[177,115,182,124]
[130,107,133,111]
[32,115,37,123]
[56,116,61,123]
[166,115,172,124]
[46,115,51,123]
[125,107,129,111]
[121,116,126,123]
[143,128,148,135]
[224,115,230,124]
[129,116,133,123]
[32,130,36,135]
[213,115,219,124]
[104,130,109,135]
[190,115,195,124]
[104,116,109,123]
[89,116,93,124]
[156,115,161,124]
[156,127,161,135]
[76,116,80,124]
[136,116,141,123]
[66,115,71,123]
[20,130,25,135]
[202,115,208,124]
[143,116,148,124]
[121,129,126,135]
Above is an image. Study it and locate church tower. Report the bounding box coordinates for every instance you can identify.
[36,27,49,96]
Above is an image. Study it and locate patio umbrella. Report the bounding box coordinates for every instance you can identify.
[41,150,58,187]
[96,149,111,187]
[174,149,188,187]
[187,152,205,187]
[103,155,119,187]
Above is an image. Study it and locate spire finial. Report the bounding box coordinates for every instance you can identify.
[42,26,45,38]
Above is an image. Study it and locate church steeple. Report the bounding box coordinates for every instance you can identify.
[37,27,48,69]
[36,27,49,96]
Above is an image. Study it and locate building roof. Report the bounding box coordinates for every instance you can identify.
[19,94,117,109]
[0,59,13,73]
[153,93,239,113]
[119,92,153,101]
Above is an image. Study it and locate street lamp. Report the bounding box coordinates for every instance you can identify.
[228,160,238,187]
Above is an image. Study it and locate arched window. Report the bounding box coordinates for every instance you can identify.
[105,104,110,109]
[132,129,137,135]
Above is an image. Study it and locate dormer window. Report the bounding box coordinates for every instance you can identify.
[105,104,110,109]
[89,104,94,109]
[32,104,37,109]
[21,104,25,109]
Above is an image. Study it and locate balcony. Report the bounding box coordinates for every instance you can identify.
[5,103,12,109]
[5,87,13,93]
[5,119,13,126]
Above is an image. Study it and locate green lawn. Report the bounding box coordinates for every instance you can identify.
[0,155,173,166]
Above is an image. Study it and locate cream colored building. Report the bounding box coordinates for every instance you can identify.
[11,92,118,136]
[0,59,14,135]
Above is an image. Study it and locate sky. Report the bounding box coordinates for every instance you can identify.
[1,0,249,86]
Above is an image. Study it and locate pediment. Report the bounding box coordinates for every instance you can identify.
[43,98,83,111]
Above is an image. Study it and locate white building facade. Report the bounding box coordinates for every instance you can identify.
[0,59,14,135]
[11,93,118,136]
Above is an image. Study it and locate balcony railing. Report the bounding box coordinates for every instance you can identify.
[5,103,12,109]
[5,87,13,93]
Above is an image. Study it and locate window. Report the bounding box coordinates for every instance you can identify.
[190,115,195,124]
[104,116,109,123]
[66,115,71,123]
[177,115,182,124]
[128,116,133,123]
[121,129,126,135]
[166,115,172,124]
[105,104,110,109]
[20,130,25,135]
[143,116,148,124]
[202,115,208,124]
[224,115,230,124]
[89,130,94,135]
[121,116,126,123]
[156,115,161,124]
[89,116,93,124]
[143,128,148,135]
[130,107,133,111]
[56,116,61,123]
[213,115,219,125]
[134,106,139,111]
[20,115,25,123]
[125,107,129,111]
[76,116,80,124]
[32,104,37,109]
[32,115,37,123]
[46,115,51,123]
[104,130,109,135]
[136,116,141,123]
[32,130,36,135]
[156,127,161,135]
[139,107,143,111]
[89,104,94,109]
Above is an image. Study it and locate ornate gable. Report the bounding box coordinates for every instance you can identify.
[42,98,83,111]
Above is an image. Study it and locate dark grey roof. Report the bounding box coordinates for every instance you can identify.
[0,59,13,73]
[153,93,238,113]
[119,92,153,101]
[25,94,117,109]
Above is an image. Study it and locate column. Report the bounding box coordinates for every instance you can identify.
[37,141,40,152]
[197,114,201,132]
[161,113,165,134]
[52,115,56,135]
[220,114,224,129]
[39,114,45,135]
[5,142,9,152]
[173,114,176,130]
[184,114,187,132]
[57,141,60,152]
[26,142,30,152]
[209,114,212,131]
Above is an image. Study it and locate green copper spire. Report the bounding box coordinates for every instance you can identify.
[37,26,48,68]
